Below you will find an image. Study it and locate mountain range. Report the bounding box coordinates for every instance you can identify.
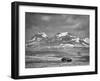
[26,32,89,48]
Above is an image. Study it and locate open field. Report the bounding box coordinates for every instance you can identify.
[25,47,89,68]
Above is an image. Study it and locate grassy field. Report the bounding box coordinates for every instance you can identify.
[25,47,89,68]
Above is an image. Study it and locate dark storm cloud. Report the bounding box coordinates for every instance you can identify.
[25,12,89,40]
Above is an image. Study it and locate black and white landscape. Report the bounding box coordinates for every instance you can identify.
[25,13,90,68]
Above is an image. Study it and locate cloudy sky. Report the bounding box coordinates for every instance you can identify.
[25,12,89,41]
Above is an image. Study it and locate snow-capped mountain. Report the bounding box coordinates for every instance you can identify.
[26,32,89,48]
[56,32,75,38]
[26,32,48,47]
[56,32,69,38]
[29,32,48,42]
[83,38,89,44]
[55,32,89,47]
[55,32,76,42]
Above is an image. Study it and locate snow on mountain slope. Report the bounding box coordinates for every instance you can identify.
[56,32,69,38]
[26,32,89,48]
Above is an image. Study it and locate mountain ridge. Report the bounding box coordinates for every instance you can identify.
[26,32,89,48]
